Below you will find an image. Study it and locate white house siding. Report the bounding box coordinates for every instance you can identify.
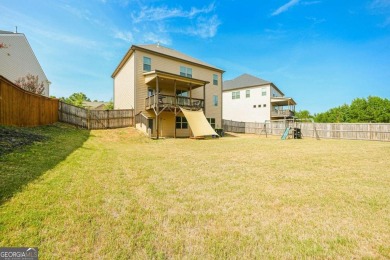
[271,86,283,97]
[0,32,50,96]
[114,54,135,109]
[223,85,272,123]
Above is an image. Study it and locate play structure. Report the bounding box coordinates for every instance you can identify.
[257,118,320,140]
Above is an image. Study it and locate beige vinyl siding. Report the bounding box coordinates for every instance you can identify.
[0,33,50,96]
[114,54,135,109]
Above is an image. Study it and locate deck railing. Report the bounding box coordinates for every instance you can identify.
[271,109,295,117]
[145,94,204,110]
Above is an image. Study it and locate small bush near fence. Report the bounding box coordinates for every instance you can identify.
[59,102,134,129]
[223,119,390,142]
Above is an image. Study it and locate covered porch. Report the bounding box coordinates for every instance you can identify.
[143,70,210,139]
[271,97,297,119]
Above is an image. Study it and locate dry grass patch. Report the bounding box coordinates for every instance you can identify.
[1,127,389,259]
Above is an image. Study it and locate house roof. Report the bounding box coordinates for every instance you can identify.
[0,30,15,34]
[223,73,271,91]
[223,73,285,96]
[82,101,108,109]
[112,43,224,78]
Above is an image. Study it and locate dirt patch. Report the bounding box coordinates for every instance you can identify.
[0,127,49,156]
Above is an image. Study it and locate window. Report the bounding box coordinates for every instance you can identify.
[180,66,192,78]
[213,95,218,106]
[176,116,188,129]
[207,118,216,129]
[261,88,267,96]
[148,88,154,97]
[246,90,250,98]
[176,90,188,97]
[263,104,267,107]
[253,105,256,108]
[213,74,218,85]
[258,105,261,108]
[143,57,151,72]
[232,91,240,99]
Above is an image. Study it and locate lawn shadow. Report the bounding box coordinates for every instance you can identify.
[0,123,90,205]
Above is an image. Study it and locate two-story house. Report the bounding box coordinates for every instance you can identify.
[223,74,296,123]
[112,44,224,138]
[0,30,50,96]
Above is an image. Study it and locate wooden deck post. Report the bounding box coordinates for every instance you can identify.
[203,83,206,115]
[156,76,159,139]
[174,80,177,139]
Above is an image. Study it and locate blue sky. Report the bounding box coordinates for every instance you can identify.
[1,0,389,113]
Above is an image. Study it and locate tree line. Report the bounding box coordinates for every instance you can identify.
[295,96,390,123]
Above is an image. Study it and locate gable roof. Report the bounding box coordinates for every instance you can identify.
[223,73,271,91]
[0,31,49,96]
[112,44,224,78]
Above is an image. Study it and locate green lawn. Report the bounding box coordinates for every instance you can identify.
[1,124,389,259]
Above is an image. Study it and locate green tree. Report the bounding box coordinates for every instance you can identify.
[314,96,390,123]
[294,110,313,120]
[61,92,91,107]
[104,100,114,110]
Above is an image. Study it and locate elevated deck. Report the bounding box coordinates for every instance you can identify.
[145,94,204,111]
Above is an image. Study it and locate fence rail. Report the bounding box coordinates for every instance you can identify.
[59,102,134,129]
[0,75,58,126]
[223,119,390,142]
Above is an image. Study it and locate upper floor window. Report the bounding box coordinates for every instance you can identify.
[246,90,250,98]
[213,74,218,85]
[261,88,267,96]
[232,91,240,99]
[180,66,192,78]
[213,95,218,106]
[143,57,151,72]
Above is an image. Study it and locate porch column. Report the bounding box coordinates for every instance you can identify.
[156,76,160,139]
[189,84,192,137]
[189,84,192,110]
[203,83,206,115]
[174,80,177,139]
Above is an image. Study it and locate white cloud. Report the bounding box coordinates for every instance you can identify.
[131,3,216,23]
[143,32,171,45]
[113,30,134,42]
[371,0,390,8]
[187,15,221,38]
[272,0,300,16]
[128,2,220,42]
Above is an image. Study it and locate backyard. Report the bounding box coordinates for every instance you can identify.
[0,123,389,259]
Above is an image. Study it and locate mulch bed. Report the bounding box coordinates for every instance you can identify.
[0,127,49,156]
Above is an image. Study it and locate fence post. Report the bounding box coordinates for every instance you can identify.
[87,108,90,130]
[107,110,109,129]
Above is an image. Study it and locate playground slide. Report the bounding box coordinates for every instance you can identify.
[281,127,290,140]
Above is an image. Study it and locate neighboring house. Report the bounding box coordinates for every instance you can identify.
[223,74,296,123]
[112,44,224,138]
[82,101,108,110]
[0,30,50,96]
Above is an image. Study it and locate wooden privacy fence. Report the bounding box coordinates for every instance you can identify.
[0,75,58,126]
[59,102,134,129]
[223,119,390,142]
